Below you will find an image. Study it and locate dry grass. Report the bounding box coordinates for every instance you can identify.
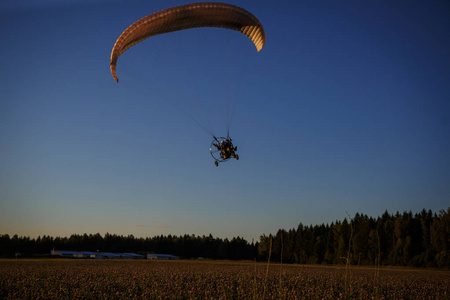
[1,259,449,299]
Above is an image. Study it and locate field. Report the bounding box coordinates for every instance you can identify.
[1,259,449,299]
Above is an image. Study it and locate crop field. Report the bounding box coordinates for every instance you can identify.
[0,259,449,299]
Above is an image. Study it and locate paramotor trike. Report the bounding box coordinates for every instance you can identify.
[210,136,239,166]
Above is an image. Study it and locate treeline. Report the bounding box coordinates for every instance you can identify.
[259,208,449,268]
[1,208,448,267]
[0,233,257,260]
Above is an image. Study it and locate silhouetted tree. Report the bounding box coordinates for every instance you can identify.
[1,207,449,268]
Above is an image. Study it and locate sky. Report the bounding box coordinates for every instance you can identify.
[1,0,449,242]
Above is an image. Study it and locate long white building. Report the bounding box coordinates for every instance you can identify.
[51,249,145,259]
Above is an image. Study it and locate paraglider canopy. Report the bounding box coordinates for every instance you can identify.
[110,2,266,82]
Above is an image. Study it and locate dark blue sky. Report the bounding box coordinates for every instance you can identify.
[1,0,449,241]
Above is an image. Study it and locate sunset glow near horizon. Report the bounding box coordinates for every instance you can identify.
[1,0,449,242]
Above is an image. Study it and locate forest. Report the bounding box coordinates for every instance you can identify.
[1,208,448,268]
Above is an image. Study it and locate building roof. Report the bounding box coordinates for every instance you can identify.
[51,250,145,259]
[148,254,179,259]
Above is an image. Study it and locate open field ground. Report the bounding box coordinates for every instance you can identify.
[1,259,449,299]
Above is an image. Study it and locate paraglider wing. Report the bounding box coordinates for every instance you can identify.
[110,2,266,82]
